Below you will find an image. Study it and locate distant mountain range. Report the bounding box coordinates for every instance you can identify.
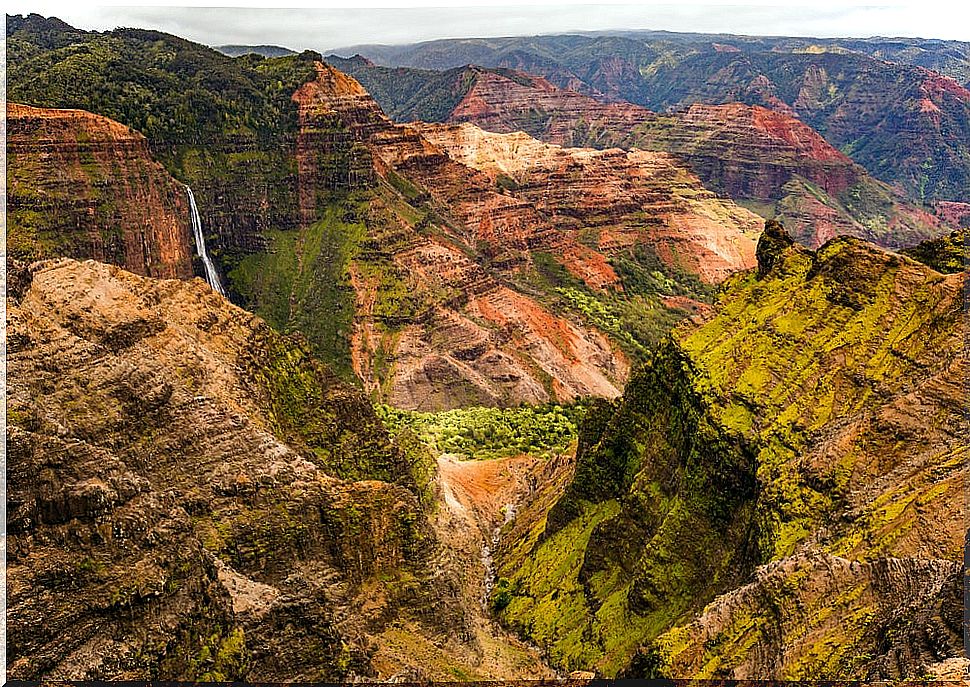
[333,31,970,203]
[329,57,958,249]
[216,43,297,58]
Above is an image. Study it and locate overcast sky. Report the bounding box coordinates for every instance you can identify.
[9,1,970,51]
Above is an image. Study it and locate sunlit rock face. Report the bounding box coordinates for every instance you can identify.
[7,103,194,279]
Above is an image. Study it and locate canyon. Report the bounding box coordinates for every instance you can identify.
[6,12,970,684]
[337,60,957,250]
[8,17,767,410]
[337,30,970,204]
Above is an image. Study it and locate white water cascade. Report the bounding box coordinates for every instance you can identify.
[185,186,226,296]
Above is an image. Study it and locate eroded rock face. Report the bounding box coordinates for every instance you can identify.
[417,122,761,282]
[5,257,486,681]
[636,553,965,680]
[439,70,954,251]
[275,62,652,408]
[493,228,967,679]
[7,104,194,279]
[448,68,653,145]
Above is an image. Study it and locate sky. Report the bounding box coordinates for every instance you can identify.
[8,1,970,52]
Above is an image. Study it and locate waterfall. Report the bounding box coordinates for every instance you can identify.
[185,186,226,296]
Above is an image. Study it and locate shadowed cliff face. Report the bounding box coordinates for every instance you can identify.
[491,225,967,680]
[6,257,552,681]
[7,103,194,279]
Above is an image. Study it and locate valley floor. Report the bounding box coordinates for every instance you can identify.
[370,453,559,680]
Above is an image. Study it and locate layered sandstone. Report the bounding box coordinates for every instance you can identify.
[287,63,632,408]
[7,103,194,279]
[417,122,761,282]
[398,67,954,249]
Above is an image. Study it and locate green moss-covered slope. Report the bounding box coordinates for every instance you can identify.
[493,222,966,680]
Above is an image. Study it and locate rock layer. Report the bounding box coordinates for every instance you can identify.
[416,122,760,282]
[287,63,632,408]
[7,103,194,279]
[338,62,956,249]
[6,257,548,681]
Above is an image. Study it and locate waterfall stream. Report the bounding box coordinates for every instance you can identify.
[186,186,226,296]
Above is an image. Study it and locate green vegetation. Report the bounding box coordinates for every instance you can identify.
[902,229,967,274]
[230,200,366,379]
[495,230,962,677]
[377,402,589,460]
[8,19,318,146]
[513,245,712,365]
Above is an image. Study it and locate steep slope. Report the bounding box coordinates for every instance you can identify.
[490,223,967,679]
[235,60,633,408]
[226,60,764,409]
[338,62,951,249]
[8,19,762,407]
[627,103,949,248]
[7,103,194,279]
[7,15,323,293]
[6,256,550,681]
[339,32,970,203]
[415,122,760,281]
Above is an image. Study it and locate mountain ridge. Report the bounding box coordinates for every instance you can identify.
[334,31,970,202]
[490,224,967,678]
[333,59,958,249]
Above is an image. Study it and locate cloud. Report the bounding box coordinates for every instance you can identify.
[7,2,970,50]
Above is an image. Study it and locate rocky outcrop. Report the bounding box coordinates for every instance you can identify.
[639,103,859,199]
[448,67,652,145]
[273,62,635,409]
[493,224,967,679]
[6,257,550,681]
[7,103,194,279]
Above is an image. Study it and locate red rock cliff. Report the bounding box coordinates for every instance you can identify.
[7,103,194,279]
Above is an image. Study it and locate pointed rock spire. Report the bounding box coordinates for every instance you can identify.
[756,219,795,277]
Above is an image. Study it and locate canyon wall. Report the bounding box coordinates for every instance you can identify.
[6,256,552,681]
[493,224,967,680]
[337,59,959,251]
[7,103,194,279]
